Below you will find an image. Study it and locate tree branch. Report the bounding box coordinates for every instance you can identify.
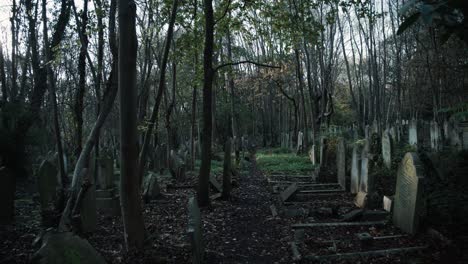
[214,0,232,25]
[215,60,281,72]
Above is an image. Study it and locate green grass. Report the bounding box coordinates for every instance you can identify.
[194,159,224,175]
[256,151,316,174]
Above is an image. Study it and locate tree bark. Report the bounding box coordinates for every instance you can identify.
[119,0,145,250]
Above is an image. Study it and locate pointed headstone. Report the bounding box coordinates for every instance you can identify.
[393,153,425,234]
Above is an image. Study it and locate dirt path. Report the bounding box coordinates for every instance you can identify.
[203,156,292,263]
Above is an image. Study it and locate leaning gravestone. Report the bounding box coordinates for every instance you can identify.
[409,119,418,146]
[281,183,298,202]
[393,153,425,234]
[32,231,106,264]
[336,138,346,190]
[38,160,58,209]
[187,197,204,264]
[350,144,360,194]
[382,131,392,169]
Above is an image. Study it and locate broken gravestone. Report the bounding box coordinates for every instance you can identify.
[336,138,346,190]
[393,153,425,234]
[280,183,298,202]
[38,160,58,210]
[187,197,204,264]
[350,144,360,194]
[32,231,106,264]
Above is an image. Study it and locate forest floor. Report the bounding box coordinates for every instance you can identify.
[0,150,461,263]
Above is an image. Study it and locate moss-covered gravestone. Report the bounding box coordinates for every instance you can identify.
[393,153,425,234]
[187,197,204,264]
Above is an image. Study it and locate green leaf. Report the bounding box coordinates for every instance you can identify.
[397,12,421,35]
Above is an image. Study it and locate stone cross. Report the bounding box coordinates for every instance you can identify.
[393,152,425,234]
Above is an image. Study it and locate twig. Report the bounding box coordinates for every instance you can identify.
[214,60,281,72]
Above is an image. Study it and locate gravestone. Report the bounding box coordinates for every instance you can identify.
[280,183,298,202]
[364,125,370,139]
[393,153,425,234]
[142,173,161,201]
[296,131,304,153]
[187,197,204,264]
[409,119,418,146]
[336,138,346,189]
[443,120,449,141]
[98,157,114,190]
[382,131,392,169]
[37,160,58,209]
[170,150,186,181]
[0,167,15,224]
[430,121,441,151]
[449,122,461,149]
[350,144,360,194]
[308,145,316,165]
[359,140,369,193]
[319,137,328,166]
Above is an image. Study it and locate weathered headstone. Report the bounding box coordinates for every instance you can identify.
[382,131,392,169]
[98,157,114,190]
[187,197,204,264]
[280,183,298,202]
[359,140,369,193]
[142,173,161,201]
[308,145,316,165]
[350,144,360,194]
[32,231,106,264]
[0,167,15,224]
[296,131,304,153]
[393,153,425,234]
[336,138,346,189]
[430,121,441,151]
[37,160,58,209]
[409,119,418,146]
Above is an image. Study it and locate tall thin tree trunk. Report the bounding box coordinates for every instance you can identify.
[118,0,145,250]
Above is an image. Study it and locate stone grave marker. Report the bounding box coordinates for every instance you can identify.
[308,145,316,165]
[98,157,114,190]
[430,121,441,151]
[409,119,418,146]
[319,137,328,167]
[382,131,392,169]
[350,144,360,194]
[142,173,161,201]
[37,160,58,209]
[297,131,304,153]
[359,140,369,193]
[393,152,425,234]
[280,183,298,202]
[187,197,204,264]
[336,138,346,190]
